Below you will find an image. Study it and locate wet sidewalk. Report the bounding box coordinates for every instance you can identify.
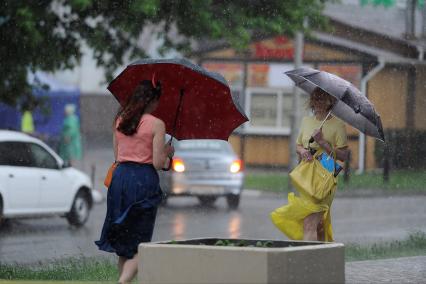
[346,255,426,283]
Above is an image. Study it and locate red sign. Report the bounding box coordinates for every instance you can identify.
[253,36,295,59]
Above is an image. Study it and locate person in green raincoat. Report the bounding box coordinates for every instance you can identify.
[59,104,82,166]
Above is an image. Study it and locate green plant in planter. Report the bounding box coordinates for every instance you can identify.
[213,240,274,248]
[214,240,235,246]
[255,241,274,248]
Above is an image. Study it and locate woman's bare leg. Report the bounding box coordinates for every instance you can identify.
[118,256,126,275]
[118,253,138,284]
[317,218,325,241]
[303,212,323,241]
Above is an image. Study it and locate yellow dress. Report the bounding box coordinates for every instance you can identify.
[270,115,348,242]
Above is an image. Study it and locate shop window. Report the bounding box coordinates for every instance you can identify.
[250,92,278,127]
[243,88,284,134]
[244,88,311,135]
[281,94,293,129]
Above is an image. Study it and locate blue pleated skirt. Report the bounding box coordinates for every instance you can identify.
[95,162,163,259]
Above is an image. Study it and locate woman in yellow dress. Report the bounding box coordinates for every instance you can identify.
[271,88,349,241]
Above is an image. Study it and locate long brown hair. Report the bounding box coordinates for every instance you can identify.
[115,80,162,136]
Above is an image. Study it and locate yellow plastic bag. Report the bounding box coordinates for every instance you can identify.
[270,192,334,241]
[289,151,337,201]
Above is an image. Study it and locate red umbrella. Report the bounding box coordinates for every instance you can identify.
[108,58,248,141]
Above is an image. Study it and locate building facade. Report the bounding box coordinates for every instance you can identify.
[192,29,426,170]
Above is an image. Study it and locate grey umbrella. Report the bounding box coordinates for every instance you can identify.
[285,67,385,142]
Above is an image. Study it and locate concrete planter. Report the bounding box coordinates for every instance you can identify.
[139,238,344,284]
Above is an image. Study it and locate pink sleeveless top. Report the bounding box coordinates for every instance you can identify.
[115,114,157,164]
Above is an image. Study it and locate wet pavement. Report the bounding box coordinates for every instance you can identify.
[346,255,426,283]
[1,189,425,265]
[1,147,426,284]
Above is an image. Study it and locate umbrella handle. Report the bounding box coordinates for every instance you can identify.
[308,111,332,143]
[162,157,172,171]
[162,137,174,171]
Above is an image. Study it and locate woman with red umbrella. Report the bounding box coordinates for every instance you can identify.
[95,79,174,283]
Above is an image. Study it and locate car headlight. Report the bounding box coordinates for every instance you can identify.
[230,159,243,173]
[172,158,185,172]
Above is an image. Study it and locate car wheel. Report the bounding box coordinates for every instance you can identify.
[67,191,91,227]
[198,196,217,207]
[226,194,240,210]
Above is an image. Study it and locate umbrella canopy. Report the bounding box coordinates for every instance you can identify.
[285,67,385,142]
[108,58,248,141]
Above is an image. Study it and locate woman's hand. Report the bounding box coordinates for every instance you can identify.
[300,148,313,162]
[164,143,174,159]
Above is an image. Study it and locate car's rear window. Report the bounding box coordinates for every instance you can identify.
[175,140,231,153]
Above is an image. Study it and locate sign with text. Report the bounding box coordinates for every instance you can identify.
[252,36,296,60]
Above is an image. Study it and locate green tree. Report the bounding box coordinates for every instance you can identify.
[360,0,424,8]
[1,0,328,106]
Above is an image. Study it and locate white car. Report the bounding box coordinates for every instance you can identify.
[0,130,93,227]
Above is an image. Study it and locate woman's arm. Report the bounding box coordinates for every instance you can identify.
[317,141,349,161]
[152,119,174,170]
[113,132,118,161]
[312,128,349,161]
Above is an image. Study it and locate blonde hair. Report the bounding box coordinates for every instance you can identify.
[307,88,336,112]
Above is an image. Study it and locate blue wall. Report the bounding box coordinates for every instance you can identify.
[0,89,80,139]
[0,103,20,130]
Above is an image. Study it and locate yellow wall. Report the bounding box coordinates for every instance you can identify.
[415,67,426,130]
[203,36,361,62]
[228,135,242,157]
[347,139,359,170]
[304,43,360,61]
[230,134,360,169]
[230,66,410,171]
[229,135,289,166]
[245,136,290,166]
[365,136,377,170]
[205,40,422,171]
[368,67,408,129]
[365,67,408,169]
[206,48,237,58]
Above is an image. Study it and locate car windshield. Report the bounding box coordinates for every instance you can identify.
[175,140,232,153]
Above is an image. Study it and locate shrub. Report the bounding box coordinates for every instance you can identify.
[375,129,426,169]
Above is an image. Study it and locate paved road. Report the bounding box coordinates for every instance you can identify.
[1,148,426,283]
[1,190,425,265]
[346,256,426,283]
